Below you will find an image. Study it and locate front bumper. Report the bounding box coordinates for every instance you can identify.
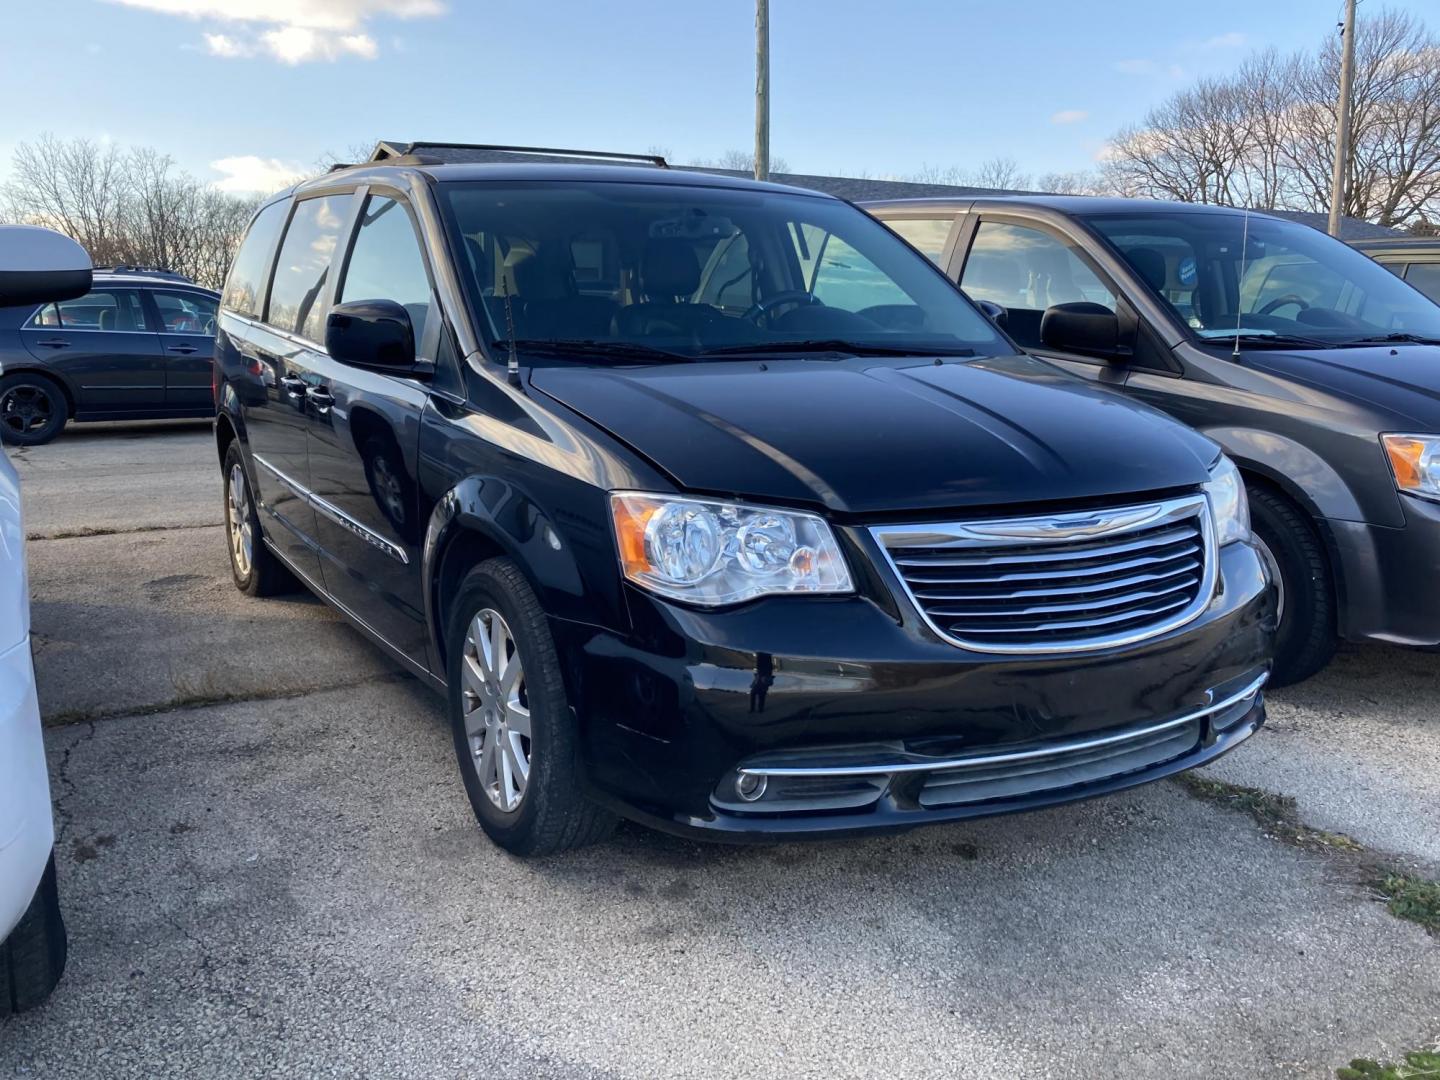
[556,540,1273,840]
[1331,493,1440,646]
[0,636,55,940]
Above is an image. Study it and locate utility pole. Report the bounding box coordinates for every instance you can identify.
[755,0,770,182]
[1327,0,1357,237]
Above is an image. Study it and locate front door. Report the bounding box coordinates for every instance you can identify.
[306,191,436,666]
[19,288,166,413]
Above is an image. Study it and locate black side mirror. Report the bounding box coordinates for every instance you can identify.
[974,299,1008,329]
[1040,302,1127,360]
[0,226,92,308]
[325,299,417,372]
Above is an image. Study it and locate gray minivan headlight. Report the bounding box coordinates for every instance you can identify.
[1203,455,1250,546]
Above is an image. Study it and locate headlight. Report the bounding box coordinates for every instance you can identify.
[1203,455,1250,545]
[1381,433,1440,502]
[610,492,853,606]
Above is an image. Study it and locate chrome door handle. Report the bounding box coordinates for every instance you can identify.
[279,375,307,399]
[306,386,335,413]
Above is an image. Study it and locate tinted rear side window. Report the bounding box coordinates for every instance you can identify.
[222,200,289,318]
[267,194,350,342]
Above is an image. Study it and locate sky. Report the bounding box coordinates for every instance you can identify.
[0,0,1432,194]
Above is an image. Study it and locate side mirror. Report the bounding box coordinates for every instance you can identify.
[0,226,92,308]
[325,299,417,372]
[974,299,1008,329]
[1040,302,1126,360]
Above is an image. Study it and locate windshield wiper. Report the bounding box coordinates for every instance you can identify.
[699,339,974,358]
[1341,332,1440,346]
[490,338,695,364]
[1200,332,1339,350]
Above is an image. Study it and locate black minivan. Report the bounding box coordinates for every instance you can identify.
[213,145,1272,855]
[869,196,1440,684]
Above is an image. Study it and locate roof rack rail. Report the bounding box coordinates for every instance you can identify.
[369,141,670,168]
[94,265,192,282]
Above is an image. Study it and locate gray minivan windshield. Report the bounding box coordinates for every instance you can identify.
[1087,211,1440,347]
[440,181,1006,361]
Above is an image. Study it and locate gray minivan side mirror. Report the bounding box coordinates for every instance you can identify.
[0,226,93,308]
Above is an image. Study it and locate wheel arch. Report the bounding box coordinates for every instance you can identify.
[1,365,77,419]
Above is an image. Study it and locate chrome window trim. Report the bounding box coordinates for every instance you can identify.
[740,672,1266,778]
[252,453,409,566]
[871,493,1217,655]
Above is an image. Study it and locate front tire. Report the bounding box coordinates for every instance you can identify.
[446,558,615,856]
[1249,485,1336,686]
[0,373,68,447]
[223,442,296,597]
[0,856,67,1016]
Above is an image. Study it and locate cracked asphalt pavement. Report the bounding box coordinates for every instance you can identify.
[2,422,1437,1079]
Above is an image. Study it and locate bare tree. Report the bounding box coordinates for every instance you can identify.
[1102,7,1440,228]
[690,149,791,174]
[2,135,264,290]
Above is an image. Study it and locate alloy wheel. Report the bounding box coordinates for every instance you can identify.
[461,607,532,812]
[0,385,54,437]
[227,464,254,578]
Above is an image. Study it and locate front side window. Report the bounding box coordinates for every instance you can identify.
[1087,211,1440,346]
[1405,262,1440,305]
[267,194,349,342]
[337,195,433,331]
[222,199,289,318]
[883,217,955,265]
[26,289,150,331]
[153,291,218,334]
[441,182,1004,360]
[960,220,1116,349]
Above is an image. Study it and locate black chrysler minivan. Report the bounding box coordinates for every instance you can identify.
[869,196,1440,685]
[213,145,1272,855]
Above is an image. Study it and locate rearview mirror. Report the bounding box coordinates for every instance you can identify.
[325,300,417,372]
[974,299,1008,329]
[0,226,92,308]
[1040,302,1125,360]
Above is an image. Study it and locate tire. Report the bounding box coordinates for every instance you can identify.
[0,373,68,447]
[446,557,616,856]
[1249,485,1337,686]
[0,855,67,1016]
[223,442,296,597]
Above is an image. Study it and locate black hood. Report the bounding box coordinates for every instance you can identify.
[531,354,1218,515]
[1241,343,1440,429]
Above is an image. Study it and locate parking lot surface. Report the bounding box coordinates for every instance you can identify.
[1,422,1437,1079]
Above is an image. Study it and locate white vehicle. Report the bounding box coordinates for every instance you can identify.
[0,225,92,1014]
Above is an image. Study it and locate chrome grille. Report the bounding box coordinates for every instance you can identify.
[872,495,1216,654]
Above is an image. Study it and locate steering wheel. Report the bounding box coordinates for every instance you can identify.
[743,290,822,326]
[1259,294,1310,316]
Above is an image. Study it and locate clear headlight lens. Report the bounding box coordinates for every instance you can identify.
[1381,434,1440,502]
[1203,455,1250,545]
[611,493,853,606]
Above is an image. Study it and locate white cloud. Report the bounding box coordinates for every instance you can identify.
[103,0,442,62]
[1050,109,1089,125]
[210,155,305,194]
[1201,31,1247,49]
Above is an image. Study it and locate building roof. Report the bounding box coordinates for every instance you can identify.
[365,142,1400,241]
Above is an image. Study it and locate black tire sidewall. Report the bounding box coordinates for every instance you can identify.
[0,374,66,447]
[1248,487,1335,684]
[445,562,567,849]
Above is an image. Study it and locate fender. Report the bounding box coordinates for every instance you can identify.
[1199,424,1371,524]
[422,474,613,679]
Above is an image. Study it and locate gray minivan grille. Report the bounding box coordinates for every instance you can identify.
[872,495,1216,654]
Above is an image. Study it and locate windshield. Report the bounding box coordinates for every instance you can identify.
[1086,211,1440,346]
[440,181,1006,360]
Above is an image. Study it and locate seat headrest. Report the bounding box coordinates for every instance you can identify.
[510,250,571,301]
[1126,247,1169,292]
[99,308,116,330]
[642,238,700,299]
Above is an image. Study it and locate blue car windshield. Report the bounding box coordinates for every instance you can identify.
[1087,211,1440,346]
[440,180,1006,360]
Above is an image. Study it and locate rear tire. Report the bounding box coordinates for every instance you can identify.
[1249,485,1336,686]
[0,373,68,447]
[223,442,296,597]
[0,855,67,1016]
[446,557,615,856]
